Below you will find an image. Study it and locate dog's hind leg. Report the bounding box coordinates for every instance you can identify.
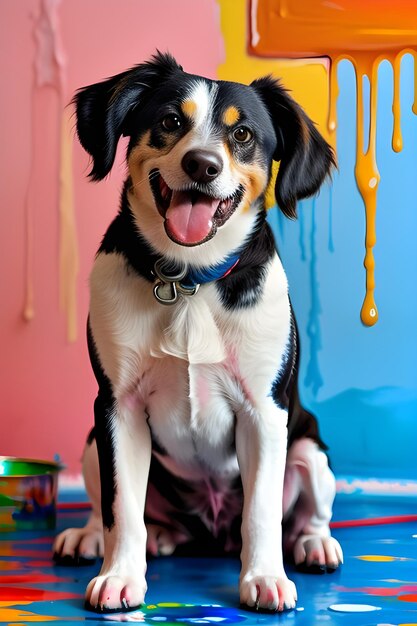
[53,432,104,564]
[283,438,343,572]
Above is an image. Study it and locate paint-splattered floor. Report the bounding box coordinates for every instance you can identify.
[1,494,417,625]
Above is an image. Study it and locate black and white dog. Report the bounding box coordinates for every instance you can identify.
[54,52,342,613]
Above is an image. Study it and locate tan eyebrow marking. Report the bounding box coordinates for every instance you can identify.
[223,106,240,126]
[181,99,197,118]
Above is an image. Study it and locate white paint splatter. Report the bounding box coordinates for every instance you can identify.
[329,603,381,612]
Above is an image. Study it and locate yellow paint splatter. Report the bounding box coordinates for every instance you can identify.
[357,554,410,562]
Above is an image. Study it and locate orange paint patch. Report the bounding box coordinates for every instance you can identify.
[398,595,417,603]
[181,99,197,119]
[223,105,240,126]
[0,602,60,622]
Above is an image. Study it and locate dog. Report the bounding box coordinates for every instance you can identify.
[53,52,343,613]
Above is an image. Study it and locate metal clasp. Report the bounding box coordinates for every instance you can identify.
[153,259,200,305]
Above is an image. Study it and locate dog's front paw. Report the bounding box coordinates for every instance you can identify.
[240,573,297,612]
[294,534,343,572]
[53,522,104,565]
[85,572,147,612]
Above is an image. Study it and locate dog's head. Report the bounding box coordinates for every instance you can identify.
[75,52,334,260]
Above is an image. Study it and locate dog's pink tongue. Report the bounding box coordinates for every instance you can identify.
[165,190,219,244]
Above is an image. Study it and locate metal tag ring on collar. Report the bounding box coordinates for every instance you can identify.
[154,258,186,283]
[153,260,200,305]
[153,279,200,305]
[177,282,200,297]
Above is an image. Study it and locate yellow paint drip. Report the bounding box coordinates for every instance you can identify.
[413,52,417,115]
[327,57,341,134]
[392,53,404,153]
[59,107,79,342]
[352,53,380,326]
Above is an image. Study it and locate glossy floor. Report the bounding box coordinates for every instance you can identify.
[0,496,416,625]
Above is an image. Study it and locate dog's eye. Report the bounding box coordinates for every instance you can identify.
[161,114,182,132]
[233,127,253,143]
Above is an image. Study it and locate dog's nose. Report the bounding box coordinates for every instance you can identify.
[181,150,223,183]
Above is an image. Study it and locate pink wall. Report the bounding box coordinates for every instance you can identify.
[0,0,223,475]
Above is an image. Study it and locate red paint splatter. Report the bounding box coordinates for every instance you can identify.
[27,560,56,568]
[398,594,417,602]
[0,572,71,584]
[8,537,55,549]
[337,584,417,597]
[0,586,82,601]
[0,549,51,558]
[0,559,53,570]
[9,537,54,545]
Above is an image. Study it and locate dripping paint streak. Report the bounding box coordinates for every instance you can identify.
[327,56,340,134]
[353,55,380,326]
[298,201,306,262]
[392,52,403,152]
[328,185,334,253]
[304,199,323,395]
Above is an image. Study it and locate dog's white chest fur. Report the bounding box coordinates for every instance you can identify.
[89,250,291,476]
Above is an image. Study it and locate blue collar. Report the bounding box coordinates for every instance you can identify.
[153,251,240,305]
[180,252,240,288]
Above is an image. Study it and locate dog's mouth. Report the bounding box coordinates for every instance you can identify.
[149,170,243,246]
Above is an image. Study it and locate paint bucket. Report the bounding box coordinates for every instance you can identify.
[0,456,63,531]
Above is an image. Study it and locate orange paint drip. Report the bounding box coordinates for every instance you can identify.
[251,0,417,326]
[351,54,380,326]
[413,51,417,114]
[392,53,404,152]
[327,56,340,134]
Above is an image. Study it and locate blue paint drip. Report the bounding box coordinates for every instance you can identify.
[277,206,285,240]
[304,199,323,396]
[328,185,335,253]
[298,201,307,262]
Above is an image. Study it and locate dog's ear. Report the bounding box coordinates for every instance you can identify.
[74,51,183,181]
[251,75,335,218]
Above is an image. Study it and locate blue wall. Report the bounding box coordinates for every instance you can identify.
[268,56,417,480]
